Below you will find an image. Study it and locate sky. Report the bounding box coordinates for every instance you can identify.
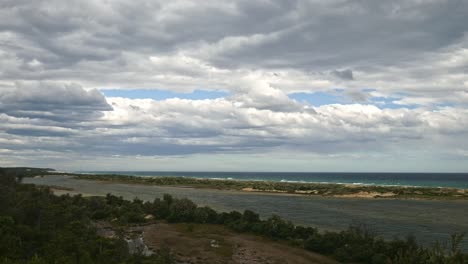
[0,0,467,172]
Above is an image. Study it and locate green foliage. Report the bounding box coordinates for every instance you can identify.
[194,206,218,224]
[167,198,197,222]
[0,170,174,263]
[242,210,260,223]
[149,198,170,219]
[303,226,468,263]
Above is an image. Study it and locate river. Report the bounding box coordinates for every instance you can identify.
[24,175,468,250]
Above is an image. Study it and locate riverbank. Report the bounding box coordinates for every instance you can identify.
[23,175,468,250]
[69,173,468,200]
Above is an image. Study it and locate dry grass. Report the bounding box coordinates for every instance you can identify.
[141,222,337,264]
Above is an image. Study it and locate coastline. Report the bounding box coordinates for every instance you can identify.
[78,171,468,189]
[42,173,468,200]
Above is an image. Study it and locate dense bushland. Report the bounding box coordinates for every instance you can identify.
[0,168,173,264]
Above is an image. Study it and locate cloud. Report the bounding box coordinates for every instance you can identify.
[331,69,354,81]
[0,0,467,171]
[4,87,467,157]
[5,126,76,137]
[1,0,466,100]
[1,86,468,171]
[0,82,112,122]
[344,89,369,103]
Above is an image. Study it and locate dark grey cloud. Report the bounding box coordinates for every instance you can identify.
[344,89,369,102]
[331,69,354,81]
[5,127,75,137]
[0,1,465,71]
[0,82,112,122]
[196,1,468,70]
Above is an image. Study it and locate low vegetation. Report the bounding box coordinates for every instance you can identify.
[74,173,468,200]
[1,168,467,263]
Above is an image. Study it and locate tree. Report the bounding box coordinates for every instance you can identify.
[194,206,218,224]
[168,198,197,222]
[242,210,260,223]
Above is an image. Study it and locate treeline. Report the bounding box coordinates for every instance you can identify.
[2,169,468,263]
[0,168,173,264]
[0,167,54,180]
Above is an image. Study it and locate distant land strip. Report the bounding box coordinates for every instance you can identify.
[36,172,468,200]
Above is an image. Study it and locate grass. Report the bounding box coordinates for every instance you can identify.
[143,222,336,264]
[175,224,234,258]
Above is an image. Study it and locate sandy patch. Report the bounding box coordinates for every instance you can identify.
[241,188,288,193]
[334,191,396,198]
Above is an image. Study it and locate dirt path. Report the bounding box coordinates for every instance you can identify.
[142,222,337,264]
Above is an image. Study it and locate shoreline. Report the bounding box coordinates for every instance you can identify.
[77,172,468,189]
[23,174,468,251]
[41,173,468,200]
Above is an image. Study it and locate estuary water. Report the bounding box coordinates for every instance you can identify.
[25,175,468,250]
[82,171,468,189]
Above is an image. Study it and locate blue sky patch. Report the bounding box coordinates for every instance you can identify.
[101,89,229,100]
[289,90,421,109]
[288,91,348,106]
[368,95,410,109]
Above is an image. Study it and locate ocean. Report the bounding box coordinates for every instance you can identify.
[81,171,468,189]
